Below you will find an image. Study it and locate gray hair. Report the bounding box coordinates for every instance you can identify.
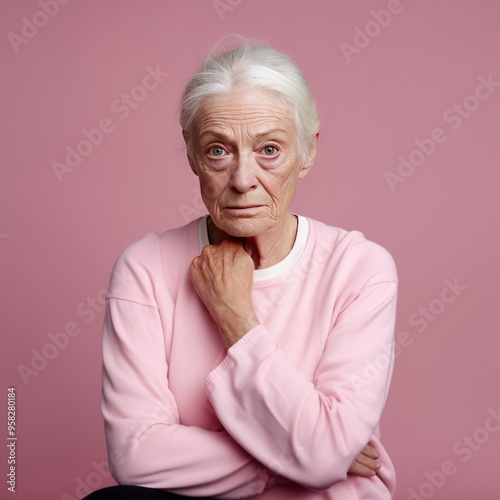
[180,38,320,162]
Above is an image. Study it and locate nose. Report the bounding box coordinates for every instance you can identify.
[229,154,258,193]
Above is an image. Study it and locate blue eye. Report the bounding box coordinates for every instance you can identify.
[210,146,225,157]
[263,146,277,156]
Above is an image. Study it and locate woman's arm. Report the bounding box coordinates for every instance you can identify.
[206,282,397,490]
[101,240,272,499]
[102,297,272,498]
[192,239,398,490]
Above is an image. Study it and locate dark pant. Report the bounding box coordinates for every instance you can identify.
[82,485,216,499]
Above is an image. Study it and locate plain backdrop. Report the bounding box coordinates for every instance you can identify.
[2,1,499,499]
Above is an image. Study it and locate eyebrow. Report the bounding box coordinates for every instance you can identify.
[198,128,290,142]
[254,129,289,139]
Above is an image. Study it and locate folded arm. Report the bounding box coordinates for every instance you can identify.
[191,239,398,490]
[101,285,270,498]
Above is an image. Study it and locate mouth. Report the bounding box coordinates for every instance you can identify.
[226,205,262,209]
[223,205,264,215]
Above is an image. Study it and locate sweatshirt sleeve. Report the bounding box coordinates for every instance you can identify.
[101,236,270,499]
[205,240,398,491]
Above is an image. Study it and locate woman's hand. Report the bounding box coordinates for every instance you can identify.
[192,241,382,479]
[190,239,260,347]
[348,445,381,477]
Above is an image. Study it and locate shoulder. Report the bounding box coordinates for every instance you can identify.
[304,216,398,285]
[107,219,200,300]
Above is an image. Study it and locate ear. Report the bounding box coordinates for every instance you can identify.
[298,132,319,180]
[182,129,198,176]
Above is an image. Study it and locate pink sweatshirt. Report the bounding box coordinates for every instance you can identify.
[101,215,398,499]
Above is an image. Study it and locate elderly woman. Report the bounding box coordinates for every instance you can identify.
[85,39,398,499]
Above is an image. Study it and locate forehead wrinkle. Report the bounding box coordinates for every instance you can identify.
[196,112,293,144]
[197,109,289,127]
[197,98,292,124]
[198,124,292,145]
[199,99,289,115]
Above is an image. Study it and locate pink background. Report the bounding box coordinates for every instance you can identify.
[2,1,499,498]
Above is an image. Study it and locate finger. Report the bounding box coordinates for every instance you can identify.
[347,459,377,477]
[354,452,381,473]
[189,256,200,276]
[359,444,380,459]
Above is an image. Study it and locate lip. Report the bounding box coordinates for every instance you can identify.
[224,205,264,214]
[225,205,262,209]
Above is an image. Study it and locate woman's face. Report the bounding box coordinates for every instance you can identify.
[188,88,316,238]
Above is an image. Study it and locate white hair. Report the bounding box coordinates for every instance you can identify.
[180,38,320,162]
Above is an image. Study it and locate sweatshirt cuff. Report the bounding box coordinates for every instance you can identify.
[206,324,273,388]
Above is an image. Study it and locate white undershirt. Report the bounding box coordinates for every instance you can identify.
[198,214,309,282]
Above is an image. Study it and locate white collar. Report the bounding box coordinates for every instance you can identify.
[197,215,309,282]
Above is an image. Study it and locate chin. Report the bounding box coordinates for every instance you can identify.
[216,217,270,238]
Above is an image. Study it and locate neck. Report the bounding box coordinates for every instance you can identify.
[207,213,298,269]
